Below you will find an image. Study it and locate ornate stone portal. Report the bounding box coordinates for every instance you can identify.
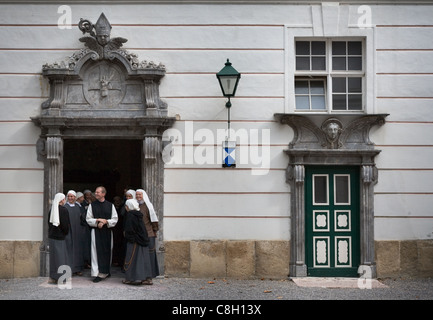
[31,13,175,276]
[274,113,387,278]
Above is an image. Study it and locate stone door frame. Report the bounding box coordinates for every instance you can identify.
[31,117,175,276]
[275,114,387,278]
[31,14,175,276]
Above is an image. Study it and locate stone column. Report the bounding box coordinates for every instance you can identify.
[360,164,377,278]
[40,135,63,276]
[287,164,307,277]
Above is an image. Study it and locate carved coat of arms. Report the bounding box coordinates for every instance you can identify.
[83,61,126,108]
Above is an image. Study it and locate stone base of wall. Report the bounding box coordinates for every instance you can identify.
[1,239,432,279]
[0,241,41,279]
[164,240,290,279]
[165,239,433,279]
[375,240,433,278]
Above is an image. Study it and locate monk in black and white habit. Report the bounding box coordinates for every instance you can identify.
[86,186,118,283]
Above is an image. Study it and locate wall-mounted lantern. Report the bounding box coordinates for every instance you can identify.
[216,59,241,168]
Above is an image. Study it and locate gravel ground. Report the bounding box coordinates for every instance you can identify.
[1,268,431,318]
[0,267,432,301]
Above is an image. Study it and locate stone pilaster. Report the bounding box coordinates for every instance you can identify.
[360,164,378,278]
[40,135,63,277]
[143,132,165,275]
[287,164,307,277]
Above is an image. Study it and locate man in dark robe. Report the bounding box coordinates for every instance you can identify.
[86,186,118,283]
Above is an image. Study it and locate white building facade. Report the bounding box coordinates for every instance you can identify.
[0,0,432,279]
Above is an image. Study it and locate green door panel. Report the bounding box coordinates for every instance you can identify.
[305,166,360,277]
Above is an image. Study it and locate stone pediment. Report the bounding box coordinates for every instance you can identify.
[274,113,388,168]
[274,114,387,151]
[41,13,167,118]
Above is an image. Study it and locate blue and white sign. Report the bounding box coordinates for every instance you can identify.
[223,140,236,167]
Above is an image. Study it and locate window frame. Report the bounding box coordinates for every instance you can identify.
[294,77,327,111]
[293,38,366,113]
[295,40,327,71]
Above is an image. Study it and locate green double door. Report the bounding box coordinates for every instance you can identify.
[305,166,360,277]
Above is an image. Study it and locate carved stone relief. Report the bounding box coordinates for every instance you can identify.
[321,118,343,149]
[40,12,167,118]
[83,61,126,108]
[276,114,386,152]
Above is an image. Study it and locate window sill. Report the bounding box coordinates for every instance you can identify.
[293,110,366,115]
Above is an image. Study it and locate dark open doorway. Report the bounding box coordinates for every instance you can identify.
[63,139,142,201]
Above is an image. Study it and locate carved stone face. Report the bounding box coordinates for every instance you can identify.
[326,122,341,141]
[94,13,111,46]
[96,34,109,46]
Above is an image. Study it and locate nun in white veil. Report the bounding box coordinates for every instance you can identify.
[135,188,160,281]
[64,190,86,275]
[48,193,70,283]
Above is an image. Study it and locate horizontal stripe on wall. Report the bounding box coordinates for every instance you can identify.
[376,25,433,28]
[375,192,433,195]
[377,49,433,51]
[0,168,43,171]
[0,216,42,218]
[164,216,290,241]
[375,216,433,219]
[0,47,284,51]
[164,216,289,219]
[0,25,284,50]
[165,192,289,194]
[0,24,285,27]
[374,217,433,240]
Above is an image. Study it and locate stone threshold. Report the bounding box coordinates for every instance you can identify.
[290,277,388,289]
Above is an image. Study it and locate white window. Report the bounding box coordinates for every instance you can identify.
[295,78,326,110]
[294,39,364,112]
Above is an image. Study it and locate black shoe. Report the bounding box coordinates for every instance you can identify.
[92,276,102,283]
